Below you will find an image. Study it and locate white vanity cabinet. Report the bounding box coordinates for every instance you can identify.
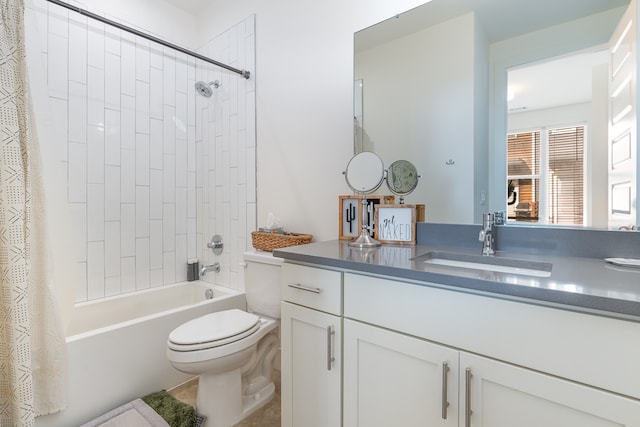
[460,352,640,427]
[280,263,343,427]
[343,272,640,427]
[343,318,459,427]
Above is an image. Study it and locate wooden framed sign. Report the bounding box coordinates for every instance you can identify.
[374,204,416,245]
[338,195,394,240]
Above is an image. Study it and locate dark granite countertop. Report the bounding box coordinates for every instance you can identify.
[274,239,640,321]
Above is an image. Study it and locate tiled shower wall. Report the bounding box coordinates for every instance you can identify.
[30,0,256,301]
[195,16,257,292]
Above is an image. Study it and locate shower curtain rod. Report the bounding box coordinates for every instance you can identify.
[45,0,251,79]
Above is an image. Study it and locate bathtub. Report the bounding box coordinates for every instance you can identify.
[36,281,246,427]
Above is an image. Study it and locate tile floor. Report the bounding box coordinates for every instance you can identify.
[169,370,281,427]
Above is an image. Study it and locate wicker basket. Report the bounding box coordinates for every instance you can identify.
[251,231,313,252]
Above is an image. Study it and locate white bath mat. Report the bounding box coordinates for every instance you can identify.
[81,398,170,427]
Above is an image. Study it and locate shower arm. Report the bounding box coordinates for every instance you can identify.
[45,0,251,80]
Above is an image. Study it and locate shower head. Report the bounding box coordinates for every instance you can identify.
[195,80,220,98]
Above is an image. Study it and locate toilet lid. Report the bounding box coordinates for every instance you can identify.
[168,309,260,351]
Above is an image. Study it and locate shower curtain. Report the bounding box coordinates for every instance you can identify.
[0,0,67,425]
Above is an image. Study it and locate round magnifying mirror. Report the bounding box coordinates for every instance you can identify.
[386,159,419,203]
[343,152,385,248]
[345,151,385,194]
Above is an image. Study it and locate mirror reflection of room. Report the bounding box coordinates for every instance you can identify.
[354,0,635,229]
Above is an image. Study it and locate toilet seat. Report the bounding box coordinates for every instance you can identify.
[168,309,260,352]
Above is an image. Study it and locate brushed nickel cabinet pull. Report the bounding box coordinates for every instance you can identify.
[288,283,321,294]
[465,368,473,427]
[441,362,450,419]
[326,325,335,371]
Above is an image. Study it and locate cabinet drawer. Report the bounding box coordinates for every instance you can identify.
[281,263,342,315]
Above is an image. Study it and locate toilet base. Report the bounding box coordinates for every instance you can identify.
[196,371,276,427]
[242,381,275,419]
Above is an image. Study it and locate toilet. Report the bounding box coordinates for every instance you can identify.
[166,251,282,427]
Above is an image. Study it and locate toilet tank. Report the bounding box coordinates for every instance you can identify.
[243,251,283,318]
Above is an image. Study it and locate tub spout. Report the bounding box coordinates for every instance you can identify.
[200,262,220,276]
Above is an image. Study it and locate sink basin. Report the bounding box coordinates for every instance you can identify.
[411,251,552,277]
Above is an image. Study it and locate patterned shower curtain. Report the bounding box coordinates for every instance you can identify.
[0,0,67,425]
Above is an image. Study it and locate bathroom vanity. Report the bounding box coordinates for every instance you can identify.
[275,228,640,427]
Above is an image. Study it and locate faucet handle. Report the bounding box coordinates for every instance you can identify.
[479,229,486,242]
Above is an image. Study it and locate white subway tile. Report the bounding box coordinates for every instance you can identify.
[163,252,176,285]
[175,234,187,282]
[163,105,176,155]
[69,203,87,263]
[246,93,256,148]
[87,241,105,300]
[104,25,120,55]
[105,276,121,297]
[136,133,150,186]
[136,237,150,289]
[87,20,104,69]
[175,53,188,93]
[105,221,121,277]
[105,165,121,221]
[163,154,176,202]
[187,218,197,260]
[150,169,163,219]
[176,187,187,235]
[120,203,135,257]
[163,203,175,251]
[68,19,87,84]
[121,40,136,96]
[68,82,87,143]
[149,68,163,120]
[121,94,135,149]
[135,81,150,134]
[104,108,121,166]
[149,270,163,287]
[176,140,187,188]
[136,186,150,238]
[87,124,105,184]
[105,52,121,110]
[49,98,68,162]
[246,144,256,203]
[187,172,196,218]
[120,148,135,202]
[75,261,87,303]
[87,66,104,127]
[135,40,150,83]
[48,5,68,37]
[48,34,68,100]
[175,92,187,140]
[68,142,87,203]
[163,54,176,106]
[149,118,163,170]
[150,45,163,70]
[87,183,105,241]
[150,219,163,270]
[121,256,136,293]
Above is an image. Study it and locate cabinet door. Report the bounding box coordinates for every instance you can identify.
[460,352,640,427]
[281,301,342,427]
[343,319,459,427]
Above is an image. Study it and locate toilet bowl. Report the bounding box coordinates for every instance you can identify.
[166,251,282,427]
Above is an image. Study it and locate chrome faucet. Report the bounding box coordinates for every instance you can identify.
[479,213,495,256]
[200,262,220,276]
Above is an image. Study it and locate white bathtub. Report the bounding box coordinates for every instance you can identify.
[36,281,246,427]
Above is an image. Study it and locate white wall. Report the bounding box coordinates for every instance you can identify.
[195,0,426,242]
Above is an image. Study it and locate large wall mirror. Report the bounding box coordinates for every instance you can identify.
[354,0,636,230]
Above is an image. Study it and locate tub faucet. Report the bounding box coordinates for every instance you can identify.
[200,262,220,276]
[479,213,495,256]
